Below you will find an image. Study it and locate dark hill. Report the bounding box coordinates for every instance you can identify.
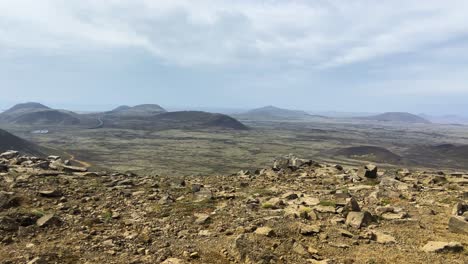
[103,111,248,130]
[331,145,402,164]
[154,111,248,130]
[360,112,431,124]
[0,129,45,156]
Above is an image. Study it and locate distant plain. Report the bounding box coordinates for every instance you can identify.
[3,117,468,176]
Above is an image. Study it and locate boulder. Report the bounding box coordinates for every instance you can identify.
[299,224,321,236]
[282,192,299,200]
[314,205,336,213]
[0,164,8,172]
[255,226,275,237]
[0,150,19,159]
[346,211,373,228]
[38,190,63,198]
[452,202,468,216]
[0,192,20,209]
[372,231,396,244]
[359,164,378,179]
[397,168,411,177]
[273,157,290,171]
[161,258,185,264]
[62,165,88,173]
[448,216,468,234]
[36,213,61,227]
[47,155,61,161]
[292,242,309,256]
[342,197,360,217]
[0,216,19,231]
[421,241,463,253]
[194,213,211,225]
[380,177,409,190]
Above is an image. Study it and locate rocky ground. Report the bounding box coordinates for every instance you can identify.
[0,151,467,264]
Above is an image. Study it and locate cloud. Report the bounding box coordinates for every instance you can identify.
[1,0,468,68]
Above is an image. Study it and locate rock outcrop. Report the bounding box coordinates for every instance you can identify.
[0,152,467,263]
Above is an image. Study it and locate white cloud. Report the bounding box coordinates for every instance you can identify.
[0,0,468,69]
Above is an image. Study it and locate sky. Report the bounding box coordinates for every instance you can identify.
[1,0,468,115]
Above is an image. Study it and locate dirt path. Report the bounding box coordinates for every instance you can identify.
[45,146,92,168]
[66,152,92,168]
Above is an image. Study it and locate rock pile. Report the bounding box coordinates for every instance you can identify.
[0,152,467,263]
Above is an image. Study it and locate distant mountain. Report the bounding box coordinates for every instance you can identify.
[108,104,167,117]
[103,111,248,130]
[359,112,431,124]
[0,102,81,125]
[236,106,320,120]
[111,105,132,112]
[1,102,50,116]
[419,114,468,125]
[0,128,45,156]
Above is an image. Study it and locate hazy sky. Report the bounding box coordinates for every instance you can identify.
[1,0,468,115]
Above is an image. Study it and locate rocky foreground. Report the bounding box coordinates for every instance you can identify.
[0,151,467,264]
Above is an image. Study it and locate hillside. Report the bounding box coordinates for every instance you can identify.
[0,128,44,156]
[360,112,431,124]
[236,106,317,120]
[0,153,466,263]
[405,144,468,168]
[0,103,81,126]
